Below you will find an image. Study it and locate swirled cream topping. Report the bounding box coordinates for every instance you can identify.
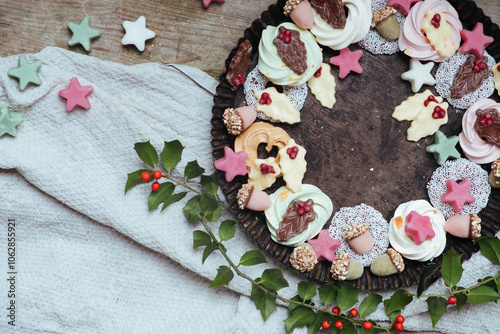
[310,0,371,50]
[258,22,322,86]
[265,184,333,247]
[389,200,446,262]
[459,98,500,164]
[398,0,462,62]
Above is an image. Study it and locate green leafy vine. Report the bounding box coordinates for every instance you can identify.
[126,140,500,333]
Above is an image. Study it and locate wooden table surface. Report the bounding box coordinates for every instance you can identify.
[1,0,499,80]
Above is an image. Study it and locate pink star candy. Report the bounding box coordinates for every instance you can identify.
[214,146,248,182]
[441,179,476,212]
[387,0,420,16]
[59,77,93,111]
[329,47,363,79]
[460,22,494,58]
[404,210,435,246]
[202,0,224,8]
[308,229,341,262]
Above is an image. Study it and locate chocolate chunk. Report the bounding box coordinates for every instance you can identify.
[311,0,346,29]
[475,108,500,145]
[277,199,316,241]
[226,39,253,91]
[273,26,308,75]
[450,56,490,98]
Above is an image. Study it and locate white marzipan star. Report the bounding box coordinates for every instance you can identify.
[401,59,436,93]
[121,16,156,52]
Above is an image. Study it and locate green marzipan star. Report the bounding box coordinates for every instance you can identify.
[0,105,22,137]
[8,55,42,91]
[426,131,461,165]
[68,15,102,52]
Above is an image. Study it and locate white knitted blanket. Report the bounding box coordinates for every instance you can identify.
[0,47,498,333]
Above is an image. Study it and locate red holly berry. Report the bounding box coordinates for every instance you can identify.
[431,13,441,28]
[448,296,457,305]
[396,315,405,324]
[363,322,373,330]
[151,182,160,192]
[259,92,272,105]
[424,95,438,107]
[153,170,162,180]
[334,320,343,329]
[141,172,151,182]
[332,306,340,315]
[432,106,446,119]
[321,320,330,329]
[314,67,323,78]
[395,323,404,332]
[349,308,358,317]
[287,146,299,159]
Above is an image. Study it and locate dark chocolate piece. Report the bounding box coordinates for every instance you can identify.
[475,108,500,145]
[277,199,316,241]
[226,39,253,91]
[311,0,346,29]
[273,26,308,75]
[450,56,490,98]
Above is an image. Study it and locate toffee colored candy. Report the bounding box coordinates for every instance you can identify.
[345,258,364,280]
[236,184,271,211]
[289,1,314,30]
[445,213,481,239]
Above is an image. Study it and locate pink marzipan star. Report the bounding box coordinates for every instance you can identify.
[329,47,363,79]
[460,22,494,58]
[202,0,224,9]
[387,0,420,16]
[441,179,476,213]
[404,211,435,246]
[58,77,93,111]
[308,229,341,262]
[214,146,248,182]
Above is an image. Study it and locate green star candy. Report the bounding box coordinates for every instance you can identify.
[8,55,42,91]
[426,131,461,165]
[68,15,101,52]
[0,105,22,137]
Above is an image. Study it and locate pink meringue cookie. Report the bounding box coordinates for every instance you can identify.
[398,0,462,62]
[459,98,500,164]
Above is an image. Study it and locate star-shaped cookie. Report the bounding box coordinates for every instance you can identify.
[8,55,42,91]
[308,229,340,262]
[460,22,494,58]
[441,179,476,213]
[214,146,248,182]
[329,47,363,79]
[121,16,156,52]
[58,77,93,111]
[401,59,436,93]
[426,131,460,165]
[0,105,22,137]
[68,15,102,52]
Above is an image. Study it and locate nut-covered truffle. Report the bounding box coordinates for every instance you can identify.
[289,243,318,272]
[331,253,350,280]
[223,108,243,136]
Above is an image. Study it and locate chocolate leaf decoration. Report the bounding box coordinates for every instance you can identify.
[450,56,489,98]
[226,39,252,91]
[277,199,316,241]
[311,0,346,29]
[273,26,307,75]
[475,108,500,145]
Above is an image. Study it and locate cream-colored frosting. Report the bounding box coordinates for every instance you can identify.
[258,22,322,86]
[265,184,333,247]
[310,0,371,50]
[398,0,462,62]
[459,98,500,164]
[389,200,446,262]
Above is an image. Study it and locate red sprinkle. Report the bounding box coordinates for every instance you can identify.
[286,146,299,159]
[431,13,441,28]
[259,92,272,105]
[424,95,438,107]
[432,105,446,119]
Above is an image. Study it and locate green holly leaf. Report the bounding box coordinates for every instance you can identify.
[478,276,499,292]
[467,285,500,304]
[336,320,356,334]
[202,242,218,264]
[336,283,360,311]
[209,265,234,288]
[358,293,383,318]
[318,284,338,306]
[134,141,158,169]
[284,306,316,334]
[193,230,212,250]
[497,276,500,292]
[259,268,289,291]
[200,172,219,196]
[239,250,267,266]
[359,321,380,334]
[147,182,175,211]
[183,195,202,223]
[250,284,277,321]
[298,281,317,302]
[160,191,187,212]
[199,192,221,222]
[440,248,463,288]
[417,263,441,297]
[287,295,304,314]
[124,169,152,194]
[218,220,237,241]
[160,140,184,173]
[384,290,413,315]
[454,290,467,312]
[184,160,205,180]
[307,311,331,334]
[477,236,500,265]
[426,297,448,328]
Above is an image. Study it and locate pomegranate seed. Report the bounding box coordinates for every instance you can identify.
[424,95,438,107]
